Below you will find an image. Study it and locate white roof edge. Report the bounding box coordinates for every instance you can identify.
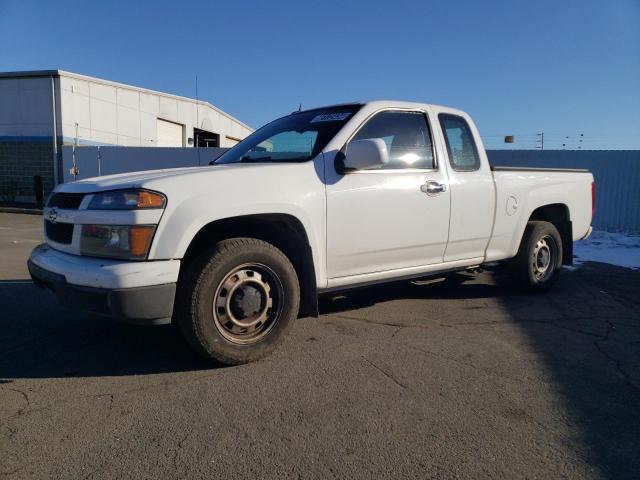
[0,69,252,131]
[309,100,467,116]
[360,99,467,114]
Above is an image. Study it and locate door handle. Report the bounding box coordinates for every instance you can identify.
[421,181,447,195]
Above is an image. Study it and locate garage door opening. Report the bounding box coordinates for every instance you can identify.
[156,119,184,147]
[194,128,220,147]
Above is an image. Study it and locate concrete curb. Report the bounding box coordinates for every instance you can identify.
[0,206,43,215]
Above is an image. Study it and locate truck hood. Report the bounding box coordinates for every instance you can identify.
[55,163,289,194]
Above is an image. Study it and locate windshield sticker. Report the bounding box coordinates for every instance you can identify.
[310,112,352,123]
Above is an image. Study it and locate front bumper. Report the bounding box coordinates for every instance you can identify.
[28,244,179,325]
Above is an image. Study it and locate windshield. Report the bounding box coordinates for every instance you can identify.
[215,105,361,164]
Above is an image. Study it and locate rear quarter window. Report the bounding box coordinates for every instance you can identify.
[438,114,481,171]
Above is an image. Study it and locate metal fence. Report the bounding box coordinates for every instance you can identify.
[61,146,639,233]
[61,146,227,183]
[487,150,640,232]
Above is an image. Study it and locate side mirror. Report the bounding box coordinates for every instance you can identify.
[342,138,389,171]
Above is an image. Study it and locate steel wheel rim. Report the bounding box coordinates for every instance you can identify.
[532,235,556,281]
[212,263,284,345]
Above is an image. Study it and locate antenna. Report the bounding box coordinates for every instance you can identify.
[71,122,79,179]
[195,75,199,128]
[195,75,201,165]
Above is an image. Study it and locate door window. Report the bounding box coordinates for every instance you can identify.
[438,114,480,171]
[350,111,434,169]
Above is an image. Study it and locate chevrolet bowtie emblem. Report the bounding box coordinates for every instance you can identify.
[48,208,58,224]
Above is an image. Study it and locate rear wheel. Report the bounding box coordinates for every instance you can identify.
[177,238,300,365]
[510,221,563,292]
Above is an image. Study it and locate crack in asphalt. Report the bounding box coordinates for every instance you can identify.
[441,317,631,343]
[545,281,640,398]
[1,259,638,479]
[325,299,640,389]
[328,308,640,390]
[398,341,527,384]
[8,387,30,411]
[593,339,639,396]
[1,386,31,420]
[1,373,219,427]
[361,355,407,390]
[325,313,410,329]
[593,318,640,398]
[171,430,192,473]
[327,310,638,345]
[390,326,406,338]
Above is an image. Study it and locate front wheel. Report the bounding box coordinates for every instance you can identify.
[176,238,300,365]
[510,221,563,292]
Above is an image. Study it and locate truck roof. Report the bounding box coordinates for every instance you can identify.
[300,100,468,118]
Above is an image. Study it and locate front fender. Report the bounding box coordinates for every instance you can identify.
[148,196,327,287]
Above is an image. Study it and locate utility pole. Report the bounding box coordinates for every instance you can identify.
[70,122,79,179]
[195,75,201,165]
[195,75,199,130]
[536,132,544,150]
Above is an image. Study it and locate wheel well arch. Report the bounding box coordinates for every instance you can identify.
[527,203,573,265]
[180,214,318,317]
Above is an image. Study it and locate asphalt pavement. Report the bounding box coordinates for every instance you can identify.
[1,213,639,479]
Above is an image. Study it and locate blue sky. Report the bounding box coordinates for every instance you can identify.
[1,0,638,149]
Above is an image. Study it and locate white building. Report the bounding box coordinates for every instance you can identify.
[0,70,252,201]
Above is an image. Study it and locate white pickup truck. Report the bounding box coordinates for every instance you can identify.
[29,101,595,364]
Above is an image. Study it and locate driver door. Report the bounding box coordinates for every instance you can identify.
[325,109,450,281]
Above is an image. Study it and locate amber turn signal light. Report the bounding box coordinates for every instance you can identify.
[137,191,166,209]
[130,226,156,257]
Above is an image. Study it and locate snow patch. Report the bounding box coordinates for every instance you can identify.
[572,230,640,270]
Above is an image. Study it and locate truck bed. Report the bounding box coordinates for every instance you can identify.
[486,167,594,264]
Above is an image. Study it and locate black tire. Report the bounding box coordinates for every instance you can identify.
[509,221,563,292]
[176,238,300,365]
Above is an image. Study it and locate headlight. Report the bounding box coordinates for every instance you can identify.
[80,225,156,259]
[88,189,166,210]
